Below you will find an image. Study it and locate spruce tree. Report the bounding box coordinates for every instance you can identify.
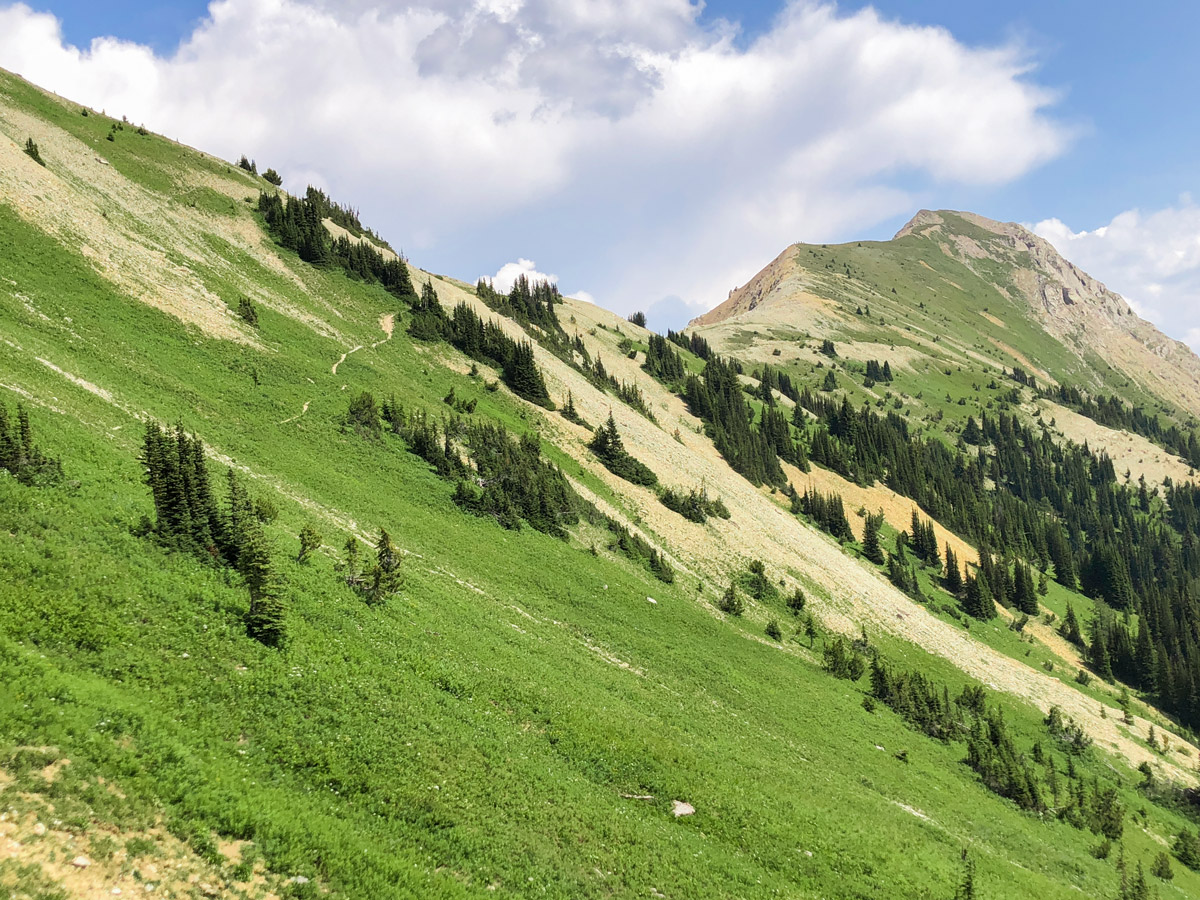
[718,582,745,616]
[944,545,963,595]
[297,523,322,564]
[366,528,404,605]
[862,513,884,564]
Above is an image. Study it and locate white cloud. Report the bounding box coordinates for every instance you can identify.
[483,257,558,293]
[1033,201,1200,349]
[0,1,1071,318]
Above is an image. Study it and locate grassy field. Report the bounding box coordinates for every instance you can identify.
[2,67,1200,899]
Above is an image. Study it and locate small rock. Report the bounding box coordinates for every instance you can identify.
[671,800,695,817]
[289,875,310,885]
[33,822,46,836]
[71,855,91,868]
[112,890,122,896]
[646,596,657,605]
[181,653,190,659]
[804,850,813,858]
[199,884,219,897]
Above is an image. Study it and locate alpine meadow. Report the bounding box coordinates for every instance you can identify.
[3,22,1200,900]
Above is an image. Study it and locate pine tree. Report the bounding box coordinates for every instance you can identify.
[1151,850,1173,880]
[1060,602,1084,647]
[366,528,404,605]
[297,523,322,564]
[944,545,963,595]
[241,522,287,647]
[718,582,745,616]
[862,513,884,564]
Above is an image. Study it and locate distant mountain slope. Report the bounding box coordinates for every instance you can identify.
[694,209,1200,421]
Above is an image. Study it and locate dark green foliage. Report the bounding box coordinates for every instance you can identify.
[862,512,884,564]
[140,424,287,645]
[0,401,62,485]
[23,137,45,166]
[140,422,225,561]
[503,340,555,409]
[236,296,259,327]
[1152,850,1174,880]
[476,274,562,334]
[297,523,322,563]
[627,311,647,327]
[820,339,837,358]
[820,370,838,392]
[560,391,589,428]
[765,618,782,641]
[1175,828,1200,870]
[589,414,657,487]
[864,360,892,383]
[1046,379,1200,467]
[822,636,865,680]
[258,189,414,296]
[366,529,404,606]
[380,400,580,538]
[604,517,675,583]
[238,155,256,173]
[262,167,283,186]
[786,587,806,615]
[871,658,1124,830]
[717,582,745,616]
[643,333,686,384]
[658,485,730,523]
[796,488,854,541]
[740,559,779,603]
[944,545,963,595]
[1044,706,1092,754]
[345,391,382,438]
[683,356,787,486]
[437,303,554,408]
[240,521,287,647]
[667,329,712,360]
[961,573,995,620]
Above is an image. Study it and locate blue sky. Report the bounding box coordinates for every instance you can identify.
[3,1,1199,341]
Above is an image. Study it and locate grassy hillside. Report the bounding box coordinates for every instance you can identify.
[2,68,1200,900]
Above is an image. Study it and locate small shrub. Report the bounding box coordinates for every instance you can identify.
[765,618,782,641]
[23,137,45,166]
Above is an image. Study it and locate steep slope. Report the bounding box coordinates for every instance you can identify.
[3,68,1200,900]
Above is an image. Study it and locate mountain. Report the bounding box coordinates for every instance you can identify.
[2,68,1200,899]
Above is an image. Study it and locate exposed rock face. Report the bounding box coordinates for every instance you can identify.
[897,210,1200,418]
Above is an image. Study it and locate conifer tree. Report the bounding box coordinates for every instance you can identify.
[241,522,287,647]
[862,512,884,564]
[297,523,322,564]
[366,528,404,605]
[944,545,963,595]
[718,582,745,616]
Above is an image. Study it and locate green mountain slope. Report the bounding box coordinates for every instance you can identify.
[2,69,1199,900]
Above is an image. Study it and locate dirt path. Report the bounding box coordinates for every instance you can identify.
[372,313,395,349]
[331,345,363,375]
[278,400,310,425]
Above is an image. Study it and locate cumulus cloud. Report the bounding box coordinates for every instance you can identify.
[1033,200,1200,349]
[0,0,1070,317]
[483,257,557,293]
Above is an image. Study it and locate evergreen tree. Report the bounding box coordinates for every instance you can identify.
[366,528,404,605]
[944,545,963,595]
[862,512,884,564]
[718,582,745,616]
[241,522,287,648]
[297,523,322,564]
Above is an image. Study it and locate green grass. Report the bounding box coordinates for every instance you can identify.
[2,69,1200,900]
